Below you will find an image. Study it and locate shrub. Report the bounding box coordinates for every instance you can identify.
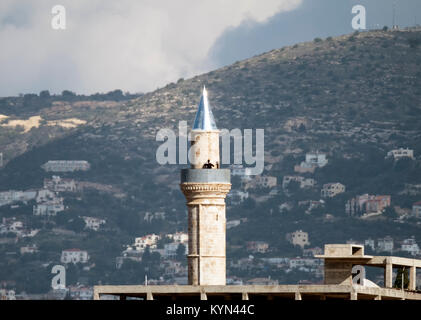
[408,37,421,49]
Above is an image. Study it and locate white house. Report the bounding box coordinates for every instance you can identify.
[167,232,188,244]
[36,189,56,203]
[321,183,346,198]
[302,152,328,168]
[82,216,106,231]
[294,152,328,173]
[386,148,414,160]
[41,160,91,172]
[364,239,375,251]
[246,241,269,253]
[134,234,160,251]
[0,190,37,206]
[377,236,394,253]
[289,258,321,269]
[282,176,316,190]
[143,211,166,222]
[61,249,89,264]
[287,230,310,248]
[401,237,420,256]
[44,176,76,192]
[261,257,290,266]
[33,198,65,216]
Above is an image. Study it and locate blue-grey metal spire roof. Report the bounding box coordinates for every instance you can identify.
[192,86,217,130]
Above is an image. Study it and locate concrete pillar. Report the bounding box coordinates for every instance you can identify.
[200,292,207,300]
[146,292,153,300]
[242,292,249,301]
[188,205,199,286]
[324,260,353,285]
[409,266,416,291]
[295,292,302,300]
[374,295,382,300]
[350,292,357,300]
[385,260,393,288]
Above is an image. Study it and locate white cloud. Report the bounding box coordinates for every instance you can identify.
[0,0,302,96]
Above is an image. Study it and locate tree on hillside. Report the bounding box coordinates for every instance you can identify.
[67,217,86,233]
[39,90,51,99]
[394,267,409,289]
[62,90,76,101]
[383,207,397,219]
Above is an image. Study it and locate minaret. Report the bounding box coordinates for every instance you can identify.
[180,87,231,285]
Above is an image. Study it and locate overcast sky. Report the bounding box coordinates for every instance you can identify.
[0,0,420,97]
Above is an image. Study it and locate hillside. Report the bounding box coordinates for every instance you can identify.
[1,29,421,295]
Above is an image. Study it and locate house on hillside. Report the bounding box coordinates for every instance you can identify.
[321,183,345,198]
[286,230,310,249]
[386,148,414,160]
[41,160,90,172]
[346,194,391,216]
[61,249,89,264]
[246,241,269,253]
[294,152,328,173]
[412,201,421,218]
[44,176,76,192]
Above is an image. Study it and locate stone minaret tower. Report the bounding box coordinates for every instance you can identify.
[180,87,231,286]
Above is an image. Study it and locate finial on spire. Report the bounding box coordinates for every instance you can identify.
[193,86,217,131]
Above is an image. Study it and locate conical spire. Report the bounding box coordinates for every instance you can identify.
[192,86,217,131]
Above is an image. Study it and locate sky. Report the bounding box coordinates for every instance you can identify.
[0,0,420,97]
